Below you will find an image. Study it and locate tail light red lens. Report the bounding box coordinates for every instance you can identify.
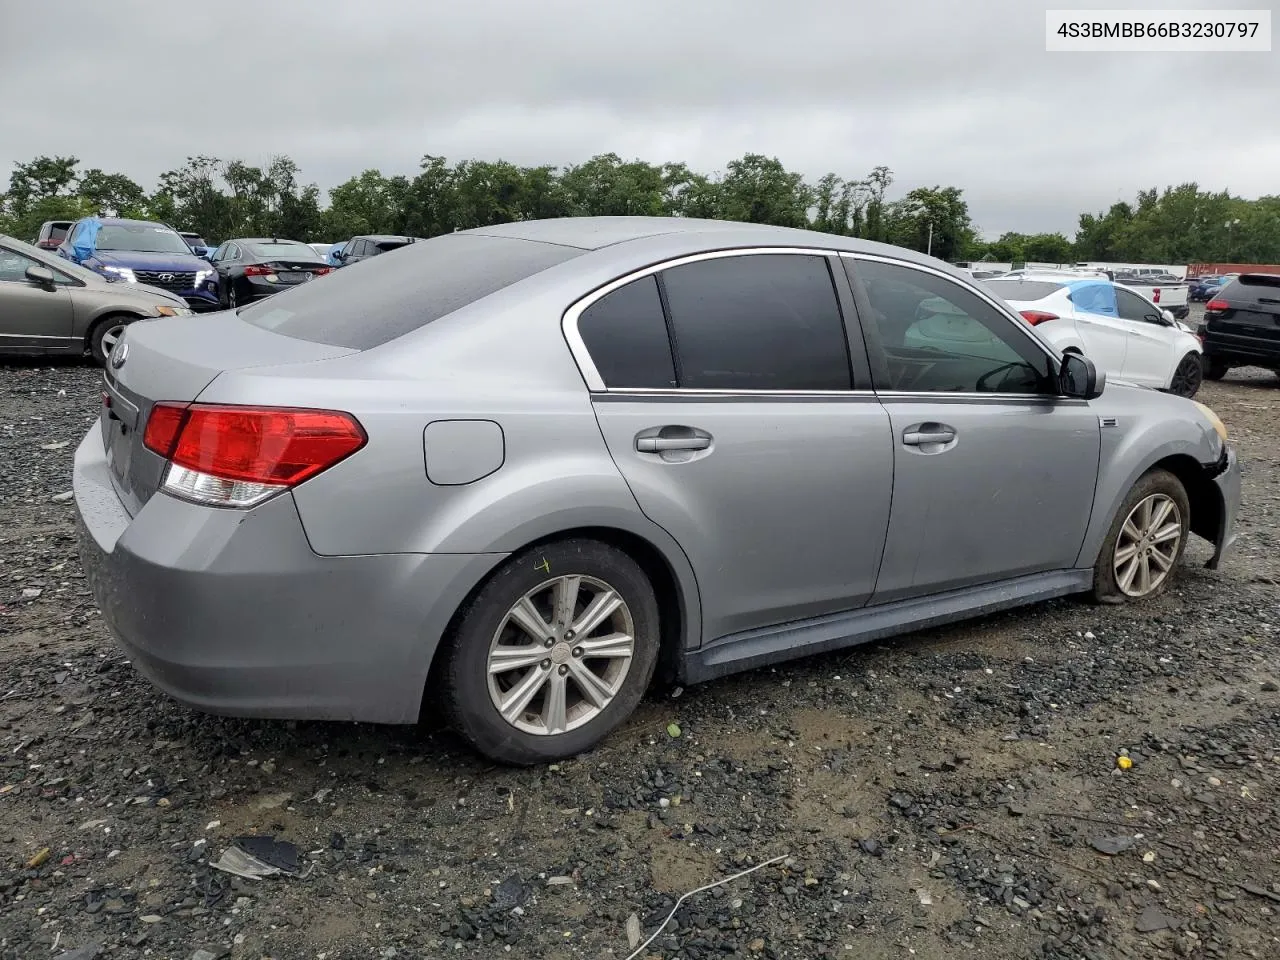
[312,266,332,276]
[1019,310,1059,325]
[242,264,275,277]
[1152,288,1161,303]
[1206,299,1229,311]
[143,402,189,456]
[143,403,366,507]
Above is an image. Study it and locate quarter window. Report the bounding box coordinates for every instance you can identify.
[852,258,1053,394]
[659,254,853,391]
[577,275,676,389]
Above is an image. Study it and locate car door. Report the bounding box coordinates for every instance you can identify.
[575,250,894,643]
[845,254,1101,604]
[0,244,76,350]
[1064,280,1128,376]
[1114,286,1178,386]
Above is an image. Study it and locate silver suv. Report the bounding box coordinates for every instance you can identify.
[74,218,1239,765]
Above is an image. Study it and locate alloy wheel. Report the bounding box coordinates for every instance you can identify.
[486,575,635,736]
[99,322,127,357]
[1113,493,1182,597]
[1170,356,1203,397]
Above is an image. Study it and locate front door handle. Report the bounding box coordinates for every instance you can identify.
[902,426,955,446]
[636,435,711,453]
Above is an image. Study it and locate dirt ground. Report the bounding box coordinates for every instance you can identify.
[3,314,1279,960]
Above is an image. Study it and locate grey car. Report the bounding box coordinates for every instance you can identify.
[73,217,1240,765]
[0,235,192,365]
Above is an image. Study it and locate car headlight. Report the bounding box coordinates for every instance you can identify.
[155,305,193,317]
[102,265,137,283]
[1192,401,1228,443]
[194,269,212,288]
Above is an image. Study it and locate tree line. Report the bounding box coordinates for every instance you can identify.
[3,153,1278,266]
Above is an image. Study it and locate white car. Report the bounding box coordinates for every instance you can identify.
[980,274,1204,398]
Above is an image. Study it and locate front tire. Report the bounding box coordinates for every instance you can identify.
[1092,469,1190,604]
[440,539,661,765]
[88,315,131,366]
[1168,352,1203,398]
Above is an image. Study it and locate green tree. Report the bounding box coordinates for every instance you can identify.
[716,154,811,228]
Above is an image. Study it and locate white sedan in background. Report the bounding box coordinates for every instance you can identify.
[980,274,1205,397]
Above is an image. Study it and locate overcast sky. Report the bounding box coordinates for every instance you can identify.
[1,0,1275,238]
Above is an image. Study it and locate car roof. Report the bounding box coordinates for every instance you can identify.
[86,217,172,229]
[234,237,311,244]
[458,216,958,270]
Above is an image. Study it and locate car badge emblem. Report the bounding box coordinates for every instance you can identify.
[110,343,129,369]
[158,273,175,283]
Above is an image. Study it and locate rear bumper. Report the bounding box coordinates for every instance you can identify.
[1201,331,1280,367]
[1204,445,1241,571]
[73,428,504,724]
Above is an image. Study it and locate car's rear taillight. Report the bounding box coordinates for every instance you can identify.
[143,403,366,508]
[1206,299,1229,311]
[1152,288,1161,303]
[1019,310,1059,325]
[242,265,275,277]
[312,266,332,276]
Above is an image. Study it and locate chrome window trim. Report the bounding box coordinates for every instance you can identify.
[840,251,1064,370]
[562,246,847,394]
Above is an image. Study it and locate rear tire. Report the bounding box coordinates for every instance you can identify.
[1092,469,1190,605]
[1167,353,1203,398]
[439,539,661,765]
[88,315,131,366]
[1203,358,1229,381]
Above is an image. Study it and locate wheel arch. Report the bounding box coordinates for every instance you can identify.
[420,522,702,722]
[1077,436,1225,568]
[84,309,146,350]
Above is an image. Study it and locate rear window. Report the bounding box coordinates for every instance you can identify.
[1222,274,1280,300]
[45,225,69,242]
[239,233,583,349]
[249,241,322,260]
[374,240,412,253]
[981,279,1065,300]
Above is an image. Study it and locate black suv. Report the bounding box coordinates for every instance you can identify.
[333,234,419,268]
[1201,274,1280,380]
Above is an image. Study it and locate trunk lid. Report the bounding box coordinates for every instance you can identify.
[100,312,357,515]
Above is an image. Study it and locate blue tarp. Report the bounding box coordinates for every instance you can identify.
[1065,279,1118,317]
[70,217,101,262]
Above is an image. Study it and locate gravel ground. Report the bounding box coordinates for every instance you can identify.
[3,321,1279,960]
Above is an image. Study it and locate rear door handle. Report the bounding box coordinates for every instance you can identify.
[636,436,711,452]
[902,427,955,446]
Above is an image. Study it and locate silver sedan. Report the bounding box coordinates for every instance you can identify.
[74,217,1240,765]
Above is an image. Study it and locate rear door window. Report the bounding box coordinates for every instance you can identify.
[239,233,583,349]
[1115,287,1160,323]
[659,253,853,391]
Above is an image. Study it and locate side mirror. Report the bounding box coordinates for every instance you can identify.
[1161,309,1175,324]
[1059,352,1105,400]
[25,264,56,290]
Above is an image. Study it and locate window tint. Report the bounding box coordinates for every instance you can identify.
[374,240,411,253]
[240,233,583,349]
[982,280,1065,301]
[659,254,852,391]
[853,258,1053,394]
[1115,287,1158,323]
[351,240,368,257]
[577,276,676,388]
[1232,274,1280,300]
